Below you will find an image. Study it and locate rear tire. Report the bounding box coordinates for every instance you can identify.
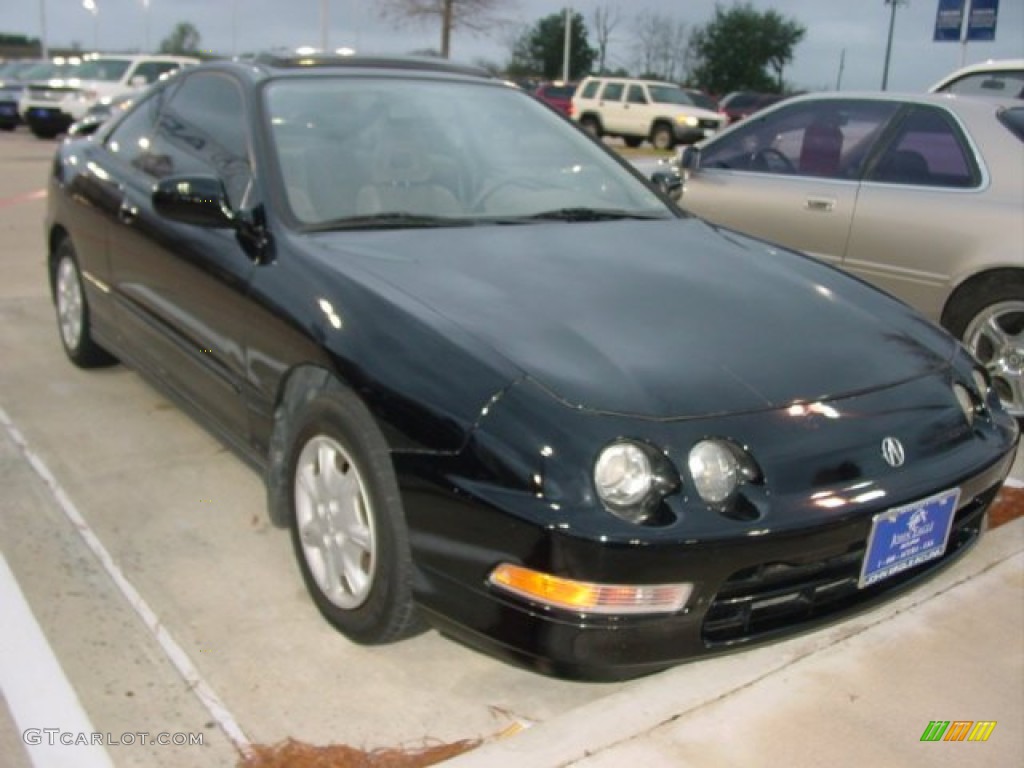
[943,273,1024,417]
[623,136,643,148]
[29,124,60,139]
[579,115,602,138]
[52,239,117,368]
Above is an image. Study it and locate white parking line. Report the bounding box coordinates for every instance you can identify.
[0,407,251,756]
[0,553,114,768]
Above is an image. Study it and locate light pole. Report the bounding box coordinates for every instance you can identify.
[881,0,908,91]
[562,7,572,82]
[143,0,150,52]
[83,0,99,52]
[39,0,49,58]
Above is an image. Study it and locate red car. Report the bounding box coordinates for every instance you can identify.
[534,81,576,117]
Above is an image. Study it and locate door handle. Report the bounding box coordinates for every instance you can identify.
[118,200,139,224]
[804,197,836,212]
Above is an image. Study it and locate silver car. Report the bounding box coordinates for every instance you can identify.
[664,92,1024,415]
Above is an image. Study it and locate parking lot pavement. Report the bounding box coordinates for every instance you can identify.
[2,130,1021,768]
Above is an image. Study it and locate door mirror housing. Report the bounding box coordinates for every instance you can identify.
[153,176,235,228]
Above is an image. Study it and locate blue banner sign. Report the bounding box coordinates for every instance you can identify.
[934,0,966,42]
[966,0,999,42]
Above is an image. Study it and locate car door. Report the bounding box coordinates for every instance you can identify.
[682,99,901,267]
[622,83,651,137]
[99,70,257,444]
[843,104,985,321]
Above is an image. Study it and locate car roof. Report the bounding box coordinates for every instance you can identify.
[764,90,1021,114]
[245,51,496,81]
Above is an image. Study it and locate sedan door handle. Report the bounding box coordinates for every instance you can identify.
[118,201,139,224]
[804,197,836,212]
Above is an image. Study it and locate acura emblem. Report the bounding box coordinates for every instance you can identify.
[881,437,905,468]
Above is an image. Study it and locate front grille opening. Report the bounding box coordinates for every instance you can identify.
[702,483,999,647]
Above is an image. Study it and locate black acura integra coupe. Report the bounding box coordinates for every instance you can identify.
[45,54,1018,679]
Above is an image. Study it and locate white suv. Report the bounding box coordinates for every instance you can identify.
[572,76,725,150]
[929,58,1024,98]
[19,53,198,138]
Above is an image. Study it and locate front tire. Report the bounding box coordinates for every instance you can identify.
[52,239,116,368]
[650,123,676,151]
[943,274,1024,416]
[284,385,423,644]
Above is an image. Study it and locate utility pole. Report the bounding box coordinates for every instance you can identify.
[39,0,49,58]
[562,7,572,82]
[836,48,846,90]
[320,0,329,52]
[881,0,908,91]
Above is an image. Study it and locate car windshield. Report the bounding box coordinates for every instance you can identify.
[263,76,671,228]
[75,58,132,82]
[647,85,693,106]
[20,59,79,81]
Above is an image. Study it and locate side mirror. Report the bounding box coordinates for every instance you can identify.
[679,145,701,172]
[153,176,235,228]
[650,170,682,200]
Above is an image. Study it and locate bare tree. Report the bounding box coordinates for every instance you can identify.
[631,11,688,81]
[591,5,621,74]
[378,0,509,59]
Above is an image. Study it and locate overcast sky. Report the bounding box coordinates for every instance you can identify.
[5,1,1023,91]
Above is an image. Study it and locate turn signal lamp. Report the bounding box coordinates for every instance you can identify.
[488,563,691,615]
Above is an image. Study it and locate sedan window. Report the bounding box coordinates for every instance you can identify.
[700,100,900,179]
[867,106,978,188]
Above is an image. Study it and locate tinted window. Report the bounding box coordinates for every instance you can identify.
[107,73,251,206]
[76,58,132,82]
[541,84,575,99]
[601,82,624,101]
[626,84,647,104]
[579,80,599,99]
[868,106,977,188]
[700,99,900,178]
[133,61,183,84]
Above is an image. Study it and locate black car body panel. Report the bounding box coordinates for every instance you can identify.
[45,56,1019,679]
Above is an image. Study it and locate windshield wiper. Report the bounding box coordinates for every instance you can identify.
[305,212,475,232]
[522,208,671,223]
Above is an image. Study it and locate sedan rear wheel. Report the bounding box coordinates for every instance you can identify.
[285,385,423,644]
[53,239,116,368]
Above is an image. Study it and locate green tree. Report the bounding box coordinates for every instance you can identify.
[507,11,595,80]
[159,22,201,56]
[690,2,805,94]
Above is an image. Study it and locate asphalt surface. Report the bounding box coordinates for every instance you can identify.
[0,128,1021,768]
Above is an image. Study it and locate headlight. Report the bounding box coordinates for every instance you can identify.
[675,114,698,127]
[688,439,759,505]
[594,442,653,509]
[593,440,678,523]
[953,382,975,425]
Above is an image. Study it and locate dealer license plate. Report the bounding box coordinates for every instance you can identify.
[858,487,959,588]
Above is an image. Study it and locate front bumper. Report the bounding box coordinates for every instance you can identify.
[411,450,1011,680]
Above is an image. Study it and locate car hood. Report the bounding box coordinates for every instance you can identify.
[312,218,954,419]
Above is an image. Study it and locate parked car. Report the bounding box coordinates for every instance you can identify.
[718,90,788,123]
[533,80,576,117]
[653,92,1024,417]
[46,56,1017,679]
[20,53,198,138]
[0,58,76,131]
[930,58,1024,99]
[683,88,720,113]
[572,76,725,149]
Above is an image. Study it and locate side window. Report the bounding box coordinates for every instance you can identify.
[700,100,900,179]
[579,80,600,99]
[626,85,647,105]
[601,82,624,102]
[868,106,978,188]
[106,87,166,163]
[943,71,1024,99]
